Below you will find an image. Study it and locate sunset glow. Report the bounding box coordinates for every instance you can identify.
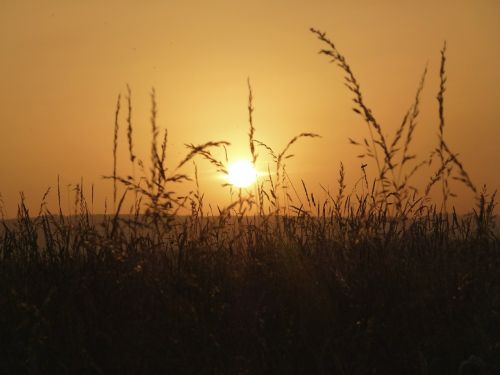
[2,2,500,374]
[0,0,498,214]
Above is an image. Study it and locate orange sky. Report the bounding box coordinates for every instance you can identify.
[0,0,499,216]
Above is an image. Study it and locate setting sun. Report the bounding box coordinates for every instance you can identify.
[226,160,257,188]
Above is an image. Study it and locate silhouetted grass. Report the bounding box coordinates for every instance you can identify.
[0,30,498,375]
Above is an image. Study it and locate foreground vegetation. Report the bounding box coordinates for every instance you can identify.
[1,29,498,374]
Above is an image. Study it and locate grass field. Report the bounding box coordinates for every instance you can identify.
[1,29,498,374]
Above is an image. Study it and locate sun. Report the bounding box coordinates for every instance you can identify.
[227,160,257,188]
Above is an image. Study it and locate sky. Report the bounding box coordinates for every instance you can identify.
[0,0,499,216]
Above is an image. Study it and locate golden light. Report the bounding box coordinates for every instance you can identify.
[226,160,257,188]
